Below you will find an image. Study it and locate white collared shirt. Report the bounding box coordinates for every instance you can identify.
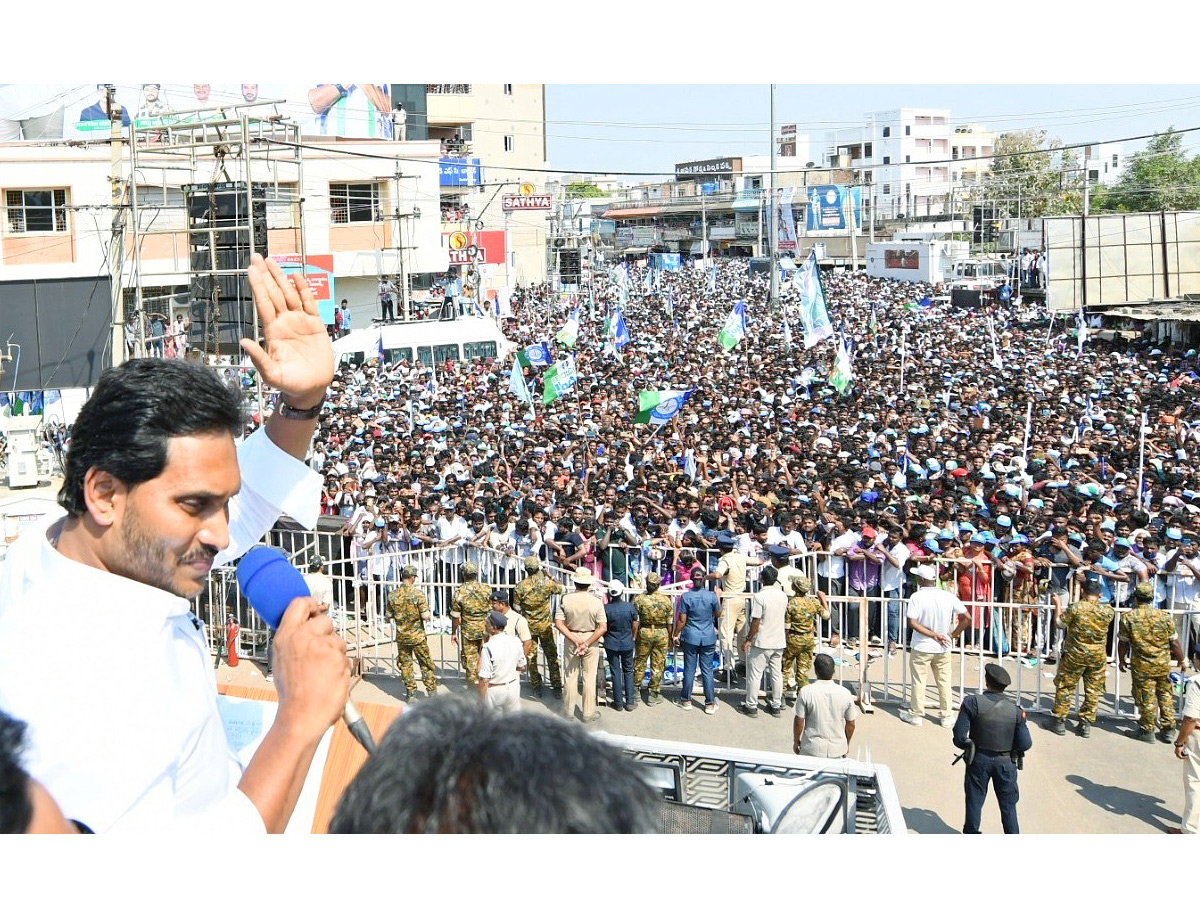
[0,427,322,833]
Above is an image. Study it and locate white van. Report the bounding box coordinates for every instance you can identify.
[331,316,513,368]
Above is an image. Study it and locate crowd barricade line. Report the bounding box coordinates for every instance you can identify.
[200,535,1195,721]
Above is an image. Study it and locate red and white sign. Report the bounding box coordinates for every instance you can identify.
[449,246,487,264]
[503,194,552,211]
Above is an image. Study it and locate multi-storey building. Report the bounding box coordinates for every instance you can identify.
[414,83,548,293]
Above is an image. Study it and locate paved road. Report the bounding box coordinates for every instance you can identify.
[217,644,1189,835]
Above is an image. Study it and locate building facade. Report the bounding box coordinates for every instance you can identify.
[421,83,548,293]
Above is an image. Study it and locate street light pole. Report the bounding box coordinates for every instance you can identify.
[768,84,779,310]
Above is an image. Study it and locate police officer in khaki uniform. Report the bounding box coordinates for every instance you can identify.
[555,567,607,722]
[451,562,492,688]
[513,555,563,697]
[387,565,438,699]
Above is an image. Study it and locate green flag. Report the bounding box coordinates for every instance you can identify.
[541,355,578,405]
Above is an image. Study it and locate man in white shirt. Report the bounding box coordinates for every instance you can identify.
[478,611,526,713]
[794,653,859,758]
[0,255,348,834]
[878,524,911,652]
[740,566,789,718]
[902,564,970,728]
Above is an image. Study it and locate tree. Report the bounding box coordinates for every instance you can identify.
[978,129,1083,218]
[563,181,608,199]
[1090,129,1200,212]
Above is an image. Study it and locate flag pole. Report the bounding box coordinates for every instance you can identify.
[1022,399,1033,460]
[899,331,907,396]
[1137,411,1148,511]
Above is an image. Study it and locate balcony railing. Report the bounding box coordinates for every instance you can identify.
[427,84,471,95]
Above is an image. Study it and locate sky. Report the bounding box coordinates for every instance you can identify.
[543,85,1200,179]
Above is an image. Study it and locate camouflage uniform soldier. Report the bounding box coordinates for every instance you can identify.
[1051,580,1115,737]
[633,572,675,705]
[1119,582,1185,742]
[387,565,438,699]
[451,562,492,687]
[782,576,830,701]
[514,555,563,697]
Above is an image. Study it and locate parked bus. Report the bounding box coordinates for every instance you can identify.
[331,316,513,368]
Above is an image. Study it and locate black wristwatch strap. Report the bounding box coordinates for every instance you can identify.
[276,399,323,420]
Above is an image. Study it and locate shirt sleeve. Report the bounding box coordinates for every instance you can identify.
[216,428,324,566]
[478,646,495,680]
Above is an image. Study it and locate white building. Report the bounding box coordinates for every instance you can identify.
[826,108,956,220]
[1081,141,1123,187]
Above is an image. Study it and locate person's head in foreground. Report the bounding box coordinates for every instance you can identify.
[0,711,76,833]
[328,695,661,833]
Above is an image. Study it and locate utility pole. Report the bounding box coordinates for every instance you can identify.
[700,190,708,268]
[108,85,128,365]
[392,162,418,321]
[768,84,779,310]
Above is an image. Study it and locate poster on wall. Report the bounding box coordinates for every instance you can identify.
[775,187,798,252]
[0,84,395,142]
[805,185,863,232]
[273,254,336,325]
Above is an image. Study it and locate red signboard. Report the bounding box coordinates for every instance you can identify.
[502,194,552,211]
[443,229,506,268]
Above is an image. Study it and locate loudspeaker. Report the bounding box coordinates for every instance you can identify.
[184,182,268,257]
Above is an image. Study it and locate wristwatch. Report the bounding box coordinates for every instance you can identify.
[276,398,324,420]
[334,84,350,99]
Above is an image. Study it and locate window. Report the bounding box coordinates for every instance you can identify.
[882,184,891,195]
[1112,154,1119,168]
[5,188,68,233]
[417,343,461,366]
[882,156,890,165]
[952,147,959,160]
[905,125,911,136]
[503,84,513,96]
[905,155,911,163]
[464,340,497,360]
[503,135,514,152]
[882,126,890,138]
[329,182,381,224]
[384,347,413,365]
[863,142,872,157]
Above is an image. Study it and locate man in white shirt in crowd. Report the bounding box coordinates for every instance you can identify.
[878,523,911,653]
[0,255,348,834]
[901,564,970,728]
[478,611,526,713]
[794,653,859,758]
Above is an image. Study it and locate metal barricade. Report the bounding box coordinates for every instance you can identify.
[199,533,1195,723]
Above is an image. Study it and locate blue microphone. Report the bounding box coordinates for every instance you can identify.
[235,547,376,754]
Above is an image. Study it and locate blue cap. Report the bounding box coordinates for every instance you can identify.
[1100,520,1117,532]
[1114,537,1132,548]
[996,515,1012,528]
[1167,527,1184,540]
[923,538,942,552]
[1011,534,1029,545]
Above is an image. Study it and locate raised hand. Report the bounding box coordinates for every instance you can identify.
[242,254,335,409]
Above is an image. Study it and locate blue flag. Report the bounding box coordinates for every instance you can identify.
[707,263,718,293]
[375,331,385,363]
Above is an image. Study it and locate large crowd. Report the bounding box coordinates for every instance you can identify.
[307,259,1200,644]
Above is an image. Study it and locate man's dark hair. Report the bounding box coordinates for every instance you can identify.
[59,359,245,516]
[0,711,33,834]
[760,565,779,586]
[328,696,660,833]
[814,653,835,680]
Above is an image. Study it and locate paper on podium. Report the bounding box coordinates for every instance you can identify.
[217,694,333,834]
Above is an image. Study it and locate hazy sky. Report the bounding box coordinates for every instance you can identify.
[544,85,1200,178]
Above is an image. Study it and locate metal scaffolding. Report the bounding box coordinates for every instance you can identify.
[125,103,306,366]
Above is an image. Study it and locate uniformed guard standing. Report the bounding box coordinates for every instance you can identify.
[1118,582,1186,742]
[633,572,674,706]
[952,663,1033,834]
[1051,580,1114,737]
[387,565,438,700]
[451,562,492,688]
[782,575,831,702]
[513,555,564,698]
